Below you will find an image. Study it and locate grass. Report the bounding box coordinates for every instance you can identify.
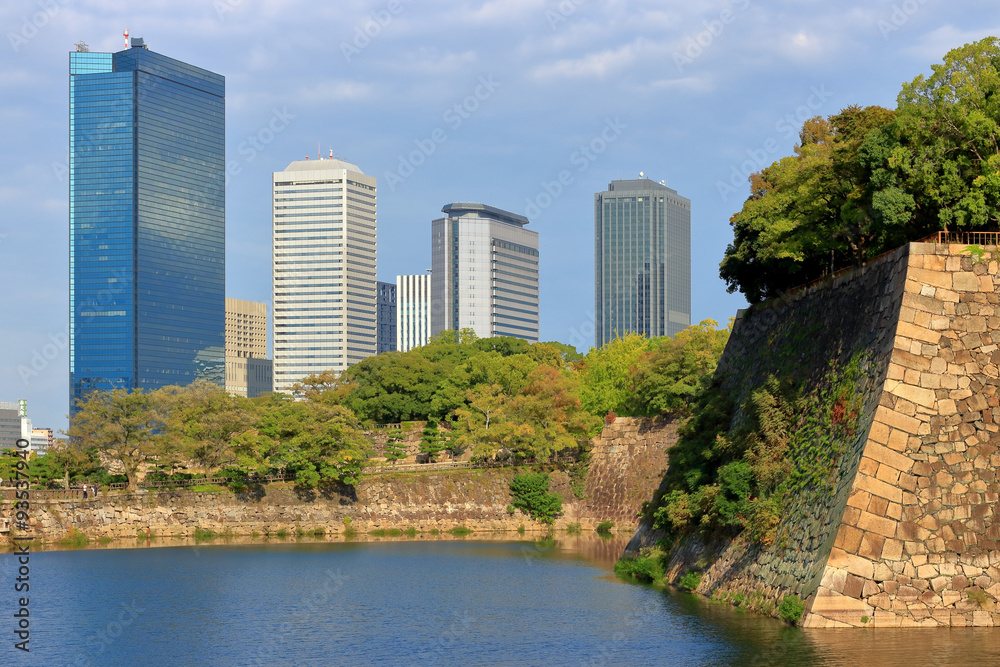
[369,529,387,537]
[564,522,581,535]
[193,526,217,542]
[342,526,357,539]
[448,525,473,536]
[403,527,417,537]
[189,484,226,493]
[778,595,805,624]
[614,548,665,584]
[97,536,113,545]
[275,529,289,540]
[595,520,614,535]
[310,527,326,537]
[429,528,440,536]
[56,528,89,548]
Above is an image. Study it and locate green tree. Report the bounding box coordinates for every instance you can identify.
[159,380,256,477]
[577,333,657,416]
[627,320,731,417]
[66,388,165,490]
[509,472,562,523]
[419,419,447,462]
[252,395,372,487]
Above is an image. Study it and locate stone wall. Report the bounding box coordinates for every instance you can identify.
[650,242,1000,628]
[6,417,672,542]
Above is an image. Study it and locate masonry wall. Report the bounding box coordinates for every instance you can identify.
[652,242,1000,628]
[6,417,672,542]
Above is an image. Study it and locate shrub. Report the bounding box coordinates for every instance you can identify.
[678,571,702,591]
[595,520,614,535]
[57,529,89,548]
[778,595,805,624]
[509,472,562,524]
[565,522,581,535]
[448,525,473,536]
[613,547,665,583]
[403,527,417,537]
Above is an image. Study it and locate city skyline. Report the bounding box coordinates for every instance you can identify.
[1,0,995,431]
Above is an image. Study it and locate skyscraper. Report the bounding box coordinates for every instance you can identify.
[272,157,377,391]
[396,273,431,352]
[431,203,539,342]
[376,281,397,354]
[594,177,690,347]
[69,41,225,411]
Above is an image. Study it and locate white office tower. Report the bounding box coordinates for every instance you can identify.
[272,156,377,392]
[396,274,431,352]
[431,203,539,341]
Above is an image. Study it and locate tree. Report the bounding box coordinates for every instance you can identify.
[720,38,1000,303]
[509,472,562,523]
[253,396,372,488]
[66,388,164,490]
[419,419,447,462]
[577,333,657,416]
[627,320,732,417]
[159,380,256,477]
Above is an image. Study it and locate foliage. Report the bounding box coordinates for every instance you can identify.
[448,525,474,536]
[67,388,165,490]
[564,522,581,535]
[678,571,702,591]
[651,351,867,546]
[595,520,614,535]
[720,38,1000,303]
[419,420,447,462]
[778,595,805,624]
[56,528,89,548]
[627,320,732,417]
[509,472,562,523]
[577,333,658,416]
[614,548,666,583]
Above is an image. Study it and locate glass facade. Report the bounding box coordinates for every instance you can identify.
[376,281,397,353]
[69,46,225,411]
[594,179,690,347]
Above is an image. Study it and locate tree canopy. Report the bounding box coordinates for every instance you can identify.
[721,37,1000,303]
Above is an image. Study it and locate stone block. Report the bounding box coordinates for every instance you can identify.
[953,272,980,292]
[835,524,865,553]
[874,406,921,435]
[909,267,954,290]
[897,321,942,344]
[856,475,903,505]
[859,532,886,560]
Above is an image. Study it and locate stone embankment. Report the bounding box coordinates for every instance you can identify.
[643,242,1000,628]
[5,417,672,543]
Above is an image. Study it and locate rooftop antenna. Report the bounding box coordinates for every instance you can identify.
[123,28,129,49]
[639,171,645,179]
[329,148,333,160]
[75,41,89,52]
[318,142,321,160]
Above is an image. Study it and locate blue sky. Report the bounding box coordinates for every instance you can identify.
[1,0,998,432]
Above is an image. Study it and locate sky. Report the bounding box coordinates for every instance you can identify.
[1,0,998,433]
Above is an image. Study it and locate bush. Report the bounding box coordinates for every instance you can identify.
[57,528,89,548]
[509,472,562,524]
[595,520,614,535]
[448,525,473,536]
[678,571,702,591]
[778,595,805,624]
[193,526,216,542]
[565,522,581,535]
[614,551,664,583]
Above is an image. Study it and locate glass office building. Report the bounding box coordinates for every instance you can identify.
[594,178,690,347]
[69,42,225,411]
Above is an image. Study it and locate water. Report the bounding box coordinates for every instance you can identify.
[3,536,999,666]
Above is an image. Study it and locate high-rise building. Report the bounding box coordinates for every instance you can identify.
[376,281,397,354]
[431,203,539,342]
[594,177,690,347]
[0,401,21,450]
[69,41,225,411]
[225,298,272,398]
[396,273,431,352]
[272,157,377,391]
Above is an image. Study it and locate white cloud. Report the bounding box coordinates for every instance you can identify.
[530,40,641,80]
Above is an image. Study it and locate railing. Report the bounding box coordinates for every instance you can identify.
[927,231,1000,246]
[0,488,90,501]
[371,423,403,430]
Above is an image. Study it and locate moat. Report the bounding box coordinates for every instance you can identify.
[4,534,999,666]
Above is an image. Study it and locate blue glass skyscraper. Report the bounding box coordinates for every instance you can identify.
[69,42,225,411]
